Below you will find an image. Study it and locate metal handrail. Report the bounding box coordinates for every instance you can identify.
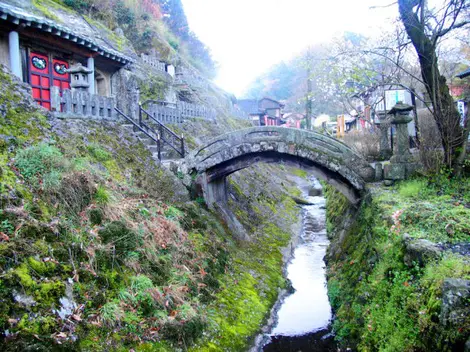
[140,106,185,157]
[115,107,159,144]
[140,106,181,140]
[115,106,185,161]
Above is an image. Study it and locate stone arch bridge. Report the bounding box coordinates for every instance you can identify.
[179,127,375,207]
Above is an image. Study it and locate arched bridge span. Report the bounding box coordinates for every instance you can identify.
[182,127,375,206]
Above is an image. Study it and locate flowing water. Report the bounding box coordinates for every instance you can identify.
[260,179,337,351]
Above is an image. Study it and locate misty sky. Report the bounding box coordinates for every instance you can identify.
[181,0,399,97]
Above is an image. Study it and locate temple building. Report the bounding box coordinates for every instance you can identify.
[0,1,132,110]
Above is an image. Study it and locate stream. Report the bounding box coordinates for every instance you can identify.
[260,179,337,351]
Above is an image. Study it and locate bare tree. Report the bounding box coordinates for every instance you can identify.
[398,0,470,175]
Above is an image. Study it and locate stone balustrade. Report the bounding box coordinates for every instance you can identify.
[140,53,167,73]
[145,103,183,124]
[51,87,116,119]
[177,101,216,121]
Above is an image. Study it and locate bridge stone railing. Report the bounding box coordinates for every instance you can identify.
[51,87,116,119]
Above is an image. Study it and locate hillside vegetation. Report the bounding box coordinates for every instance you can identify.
[0,61,307,350]
[325,177,470,351]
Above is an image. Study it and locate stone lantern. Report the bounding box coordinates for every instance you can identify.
[384,102,417,182]
[67,63,93,92]
[376,110,392,160]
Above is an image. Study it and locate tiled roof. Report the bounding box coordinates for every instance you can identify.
[0,2,133,65]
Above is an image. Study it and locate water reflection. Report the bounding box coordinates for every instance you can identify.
[262,180,336,351]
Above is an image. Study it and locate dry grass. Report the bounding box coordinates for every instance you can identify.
[416,109,444,173]
[343,128,381,161]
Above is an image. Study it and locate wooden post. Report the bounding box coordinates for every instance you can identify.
[157,132,161,161]
[181,134,185,157]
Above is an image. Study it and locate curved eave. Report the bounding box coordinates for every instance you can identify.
[0,7,133,65]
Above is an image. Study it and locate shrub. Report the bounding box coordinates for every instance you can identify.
[417,109,444,174]
[100,301,124,327]
[94,185,110,205]
[398,179,427,198]
[343,129,381,160]
[87,144,111,162]
[98,221,141,254]
[49,171,96,214]
[14,143,67,190]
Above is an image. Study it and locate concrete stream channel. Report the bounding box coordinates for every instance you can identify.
[251,177,337,352]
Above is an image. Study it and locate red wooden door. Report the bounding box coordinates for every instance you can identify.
[52,58,70,91]
[29,52,51,110]
[29,52,70,110]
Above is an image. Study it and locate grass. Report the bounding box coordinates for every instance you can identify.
[325,175,470,351]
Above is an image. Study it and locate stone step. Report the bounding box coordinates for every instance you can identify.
[160,159,184,171]
[148,144,159,153]
[121,124,135,132]
[138,137,152,145]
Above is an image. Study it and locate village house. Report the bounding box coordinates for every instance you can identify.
[281,112,304,129]
[237,97,284,126]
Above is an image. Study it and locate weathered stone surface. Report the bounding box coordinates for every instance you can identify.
[308,187,323,197]
[384,163,406,180]
[182,127,375,205]
[375,162,383,181]
[403,234,442,266]
[440,278,470,327]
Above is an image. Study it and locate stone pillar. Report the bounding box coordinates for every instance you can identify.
[87,57,95,94]
[8,31,22,80]
[389,103,413,164]
[377,110,392,160]
[384,102,417,181]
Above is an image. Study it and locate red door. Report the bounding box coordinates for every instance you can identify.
[29,52,70,110]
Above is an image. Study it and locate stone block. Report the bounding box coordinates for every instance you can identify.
[402,235,442,267]
[375,162,383,181]
[384,163,405,180]
[440,278,470,326]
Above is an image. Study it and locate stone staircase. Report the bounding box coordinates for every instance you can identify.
[120,123,186,169]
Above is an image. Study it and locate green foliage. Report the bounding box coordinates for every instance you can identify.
[87,144,111,162]
[0,219,14,235]
[164,205,183,220]
[94,185,110,205]
[63,0,91,12]
[99,221,141,255]
[325,176,470,351]
[100,301,124,327]
[139,76,167,103]
[398,179,427,198]
[291,167,308,179]
[14,143,67,190]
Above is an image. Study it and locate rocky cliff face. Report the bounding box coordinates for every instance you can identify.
[324,182,470,351]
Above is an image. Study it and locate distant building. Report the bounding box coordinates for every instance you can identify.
[281,112,304,129]
[237,97,284,126]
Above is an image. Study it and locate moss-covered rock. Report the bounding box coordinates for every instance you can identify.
[325,178,470,351]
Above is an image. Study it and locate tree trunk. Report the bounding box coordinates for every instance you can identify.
[398,0,466,173]
[306,66,312,130]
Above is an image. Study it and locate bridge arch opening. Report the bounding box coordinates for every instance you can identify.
[203,151,363,204]
[183,127,375,208]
